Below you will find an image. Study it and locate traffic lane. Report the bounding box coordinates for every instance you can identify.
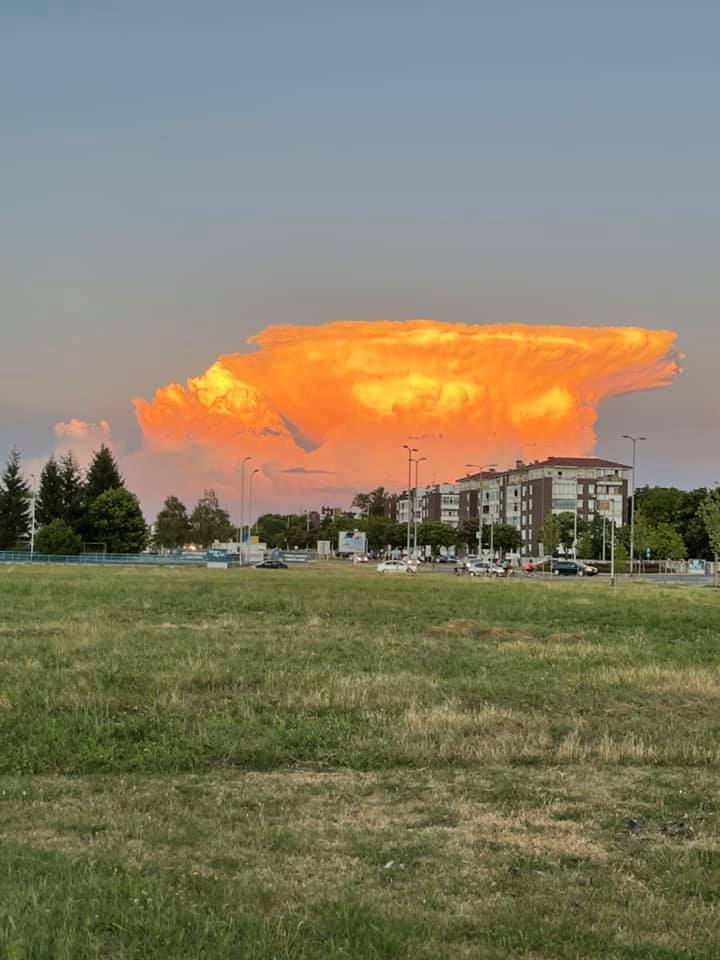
[419,568,716,587]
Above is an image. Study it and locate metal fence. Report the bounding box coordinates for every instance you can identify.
[0,551,207,566]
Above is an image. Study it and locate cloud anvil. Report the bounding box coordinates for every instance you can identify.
[133,320,678,498]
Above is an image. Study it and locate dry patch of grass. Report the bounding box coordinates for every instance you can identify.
[597,664,720,697]
[397,700,549,762]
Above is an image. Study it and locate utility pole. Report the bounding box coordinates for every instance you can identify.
[29,473,37,559]
[413,456,426,558]
[239,456,252,564]
[465,463,497,558]
[247,468,259,556]
[610,496,616,587]
[403,445,418,558]
[573,478,579,560]
[622,435,646,577]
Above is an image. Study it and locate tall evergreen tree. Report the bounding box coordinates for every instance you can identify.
[0,448,31,549]
[85,444,123,503]
[88,488,147,554]
[59,452,86,533]
[36,456,64,526]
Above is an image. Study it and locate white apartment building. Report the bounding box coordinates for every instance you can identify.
[458,457,630,556]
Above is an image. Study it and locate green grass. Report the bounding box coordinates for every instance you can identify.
[1,563,719,958]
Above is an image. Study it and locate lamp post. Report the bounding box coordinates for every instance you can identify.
[29,473,36,559]
[610,495,616,587]
[403,445,418,558]
[239,455,252,564]
[465,463,497,558]
[247,468,259,555]
[412,456,427,558]
[622,435,646,577]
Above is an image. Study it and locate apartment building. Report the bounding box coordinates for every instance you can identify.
[397,483,461,529]
[458,457,630,557]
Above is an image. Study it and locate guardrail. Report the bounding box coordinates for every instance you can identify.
[0,551,207,566]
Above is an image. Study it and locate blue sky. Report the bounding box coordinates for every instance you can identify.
[2,1,718,498]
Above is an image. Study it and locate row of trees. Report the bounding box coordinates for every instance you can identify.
[4,448,720,563]
[252,511,523,554]
[0,445,147,554]
[154,491,236,548]
[633,486,719,561]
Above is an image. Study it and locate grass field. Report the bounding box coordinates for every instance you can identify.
[1,564,720,958]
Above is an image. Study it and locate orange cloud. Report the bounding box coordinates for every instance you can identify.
[132,320,679,502]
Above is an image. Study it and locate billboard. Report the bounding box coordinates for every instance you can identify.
[338,530,367,554]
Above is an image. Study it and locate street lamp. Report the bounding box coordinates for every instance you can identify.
[247,468,260,554]
[402,445,418,558]
[622,435,646,576]
[238,456,252,564]
[29,473,37,559]
[412,456,427,558]
[465,463,497,558]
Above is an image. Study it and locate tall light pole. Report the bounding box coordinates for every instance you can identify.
[29,473,37,559]
[247,468,260,555]
[622,435,646,576]
[239,455,252,564]
[610,495,616,587]
[403,445,417,557]
[412,456,427,558]
[465,463,497,557]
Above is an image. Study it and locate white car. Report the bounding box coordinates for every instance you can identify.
[376,560,416,575]
[467,560,506,578]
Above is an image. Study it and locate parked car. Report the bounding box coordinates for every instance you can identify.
[551,560,598,577]
[467,560,506,578]
[254,560,288,570]
[376,560,416,575]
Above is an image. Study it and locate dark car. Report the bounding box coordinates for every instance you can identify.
[551,560,598,577]
[254,560,288,570]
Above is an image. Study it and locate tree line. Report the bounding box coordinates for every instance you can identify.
[3,448,720,562]
[0,445,146,553]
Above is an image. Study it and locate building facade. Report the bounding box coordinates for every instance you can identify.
[458,457,630,557]
[397,483,460,529]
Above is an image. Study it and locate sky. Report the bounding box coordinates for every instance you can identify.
[2,1,718,518]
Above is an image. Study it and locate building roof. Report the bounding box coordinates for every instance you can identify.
[535,456,631,469]
[458,456,630,482]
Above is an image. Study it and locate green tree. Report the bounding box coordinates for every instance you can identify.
[578,514,606,559]
[256,513,291,549]
[36,456,64,526]
[154,496,192,549]
[459,518,480,552]
[88,488,147,553]
[351,487,390,518]
[416,522,460,554]
[676,488,712,559]
[614,542,629,573]
[631,510,653,565]
[190,489,234,548]
[700,492,720,586]
[0,448,31,549]
[35,518,82,555]
[540,514,561,558]
[85,444,123,503]
[59,452,85,532]
[648,522,687,560]
[364,515,396,551]
[487,523,521,556]
[555,511,587,553]
[634,486,683,528]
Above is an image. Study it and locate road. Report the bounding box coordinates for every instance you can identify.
[423,565,716,588]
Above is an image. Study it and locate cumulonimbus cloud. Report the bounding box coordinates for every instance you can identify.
[131,320,679,505]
